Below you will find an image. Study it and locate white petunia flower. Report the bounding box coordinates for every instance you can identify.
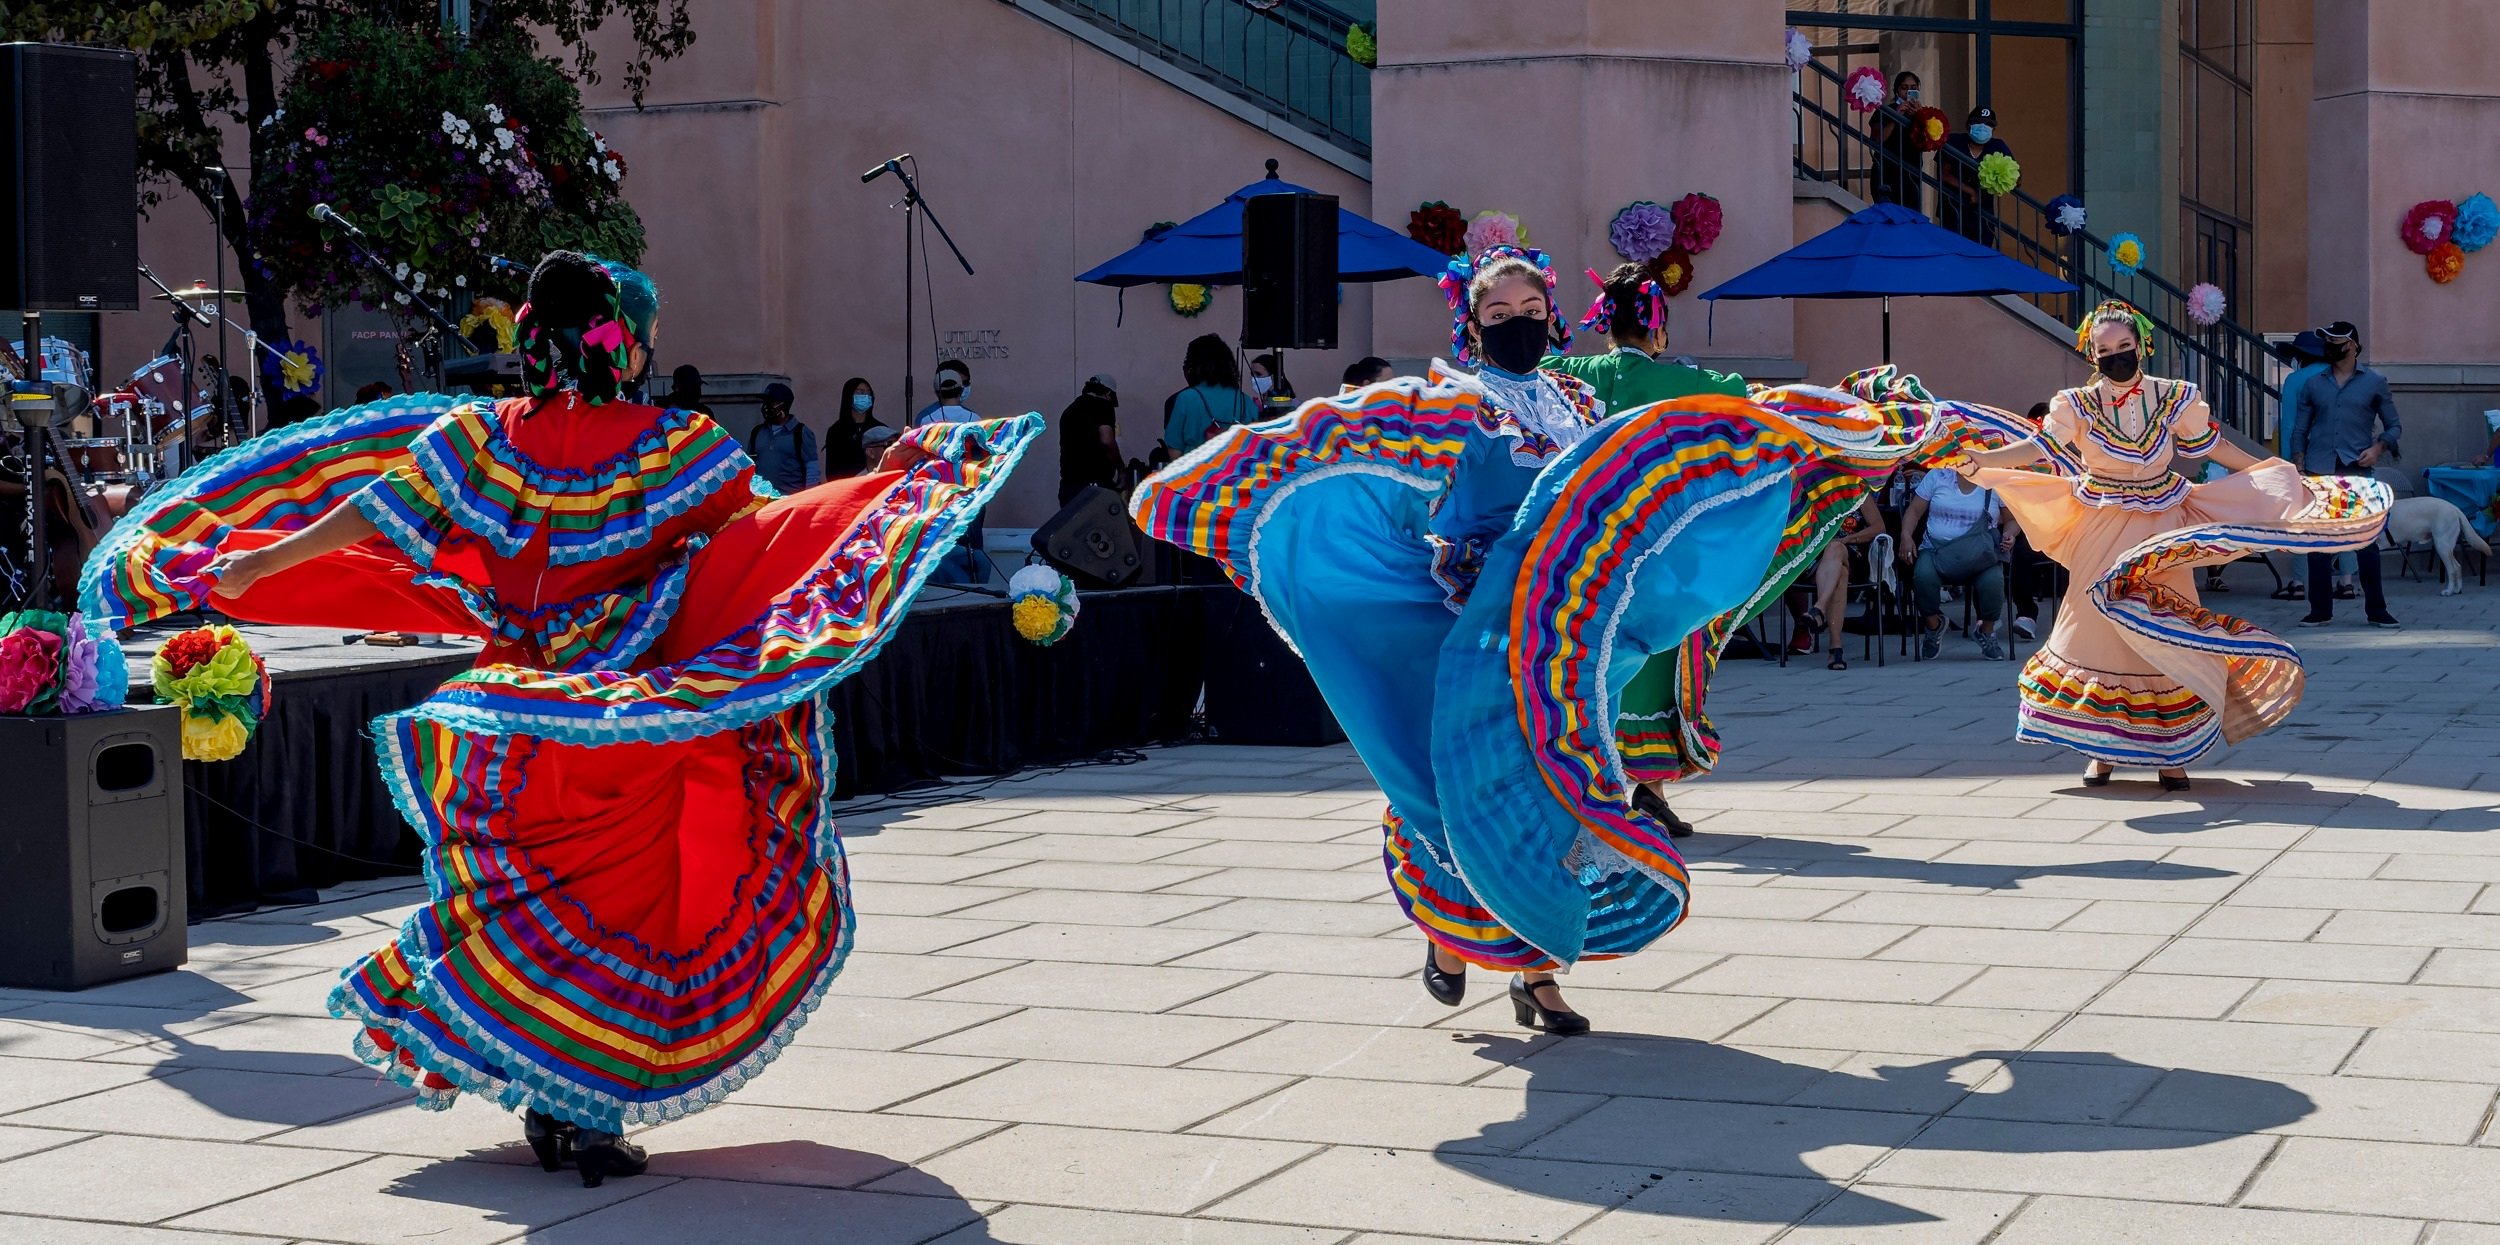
[455,274,467,287]
[394,262,409,279]
[485,104,503,123]
[494,128,514,150]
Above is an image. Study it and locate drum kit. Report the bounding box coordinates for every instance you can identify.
[1,282,252,606]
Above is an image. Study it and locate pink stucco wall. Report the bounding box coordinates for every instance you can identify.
[1367,0,1795,370]
[576,0,1378,526]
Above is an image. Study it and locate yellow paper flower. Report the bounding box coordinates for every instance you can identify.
[280,350,317,392]
[461,298,520,352]
[1169,283,1211,318]
[1012,596,1063,643]
[181,712,251,762]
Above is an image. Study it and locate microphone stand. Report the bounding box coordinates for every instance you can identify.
[322,219,476,392]
[884,157,973,424]
[137,262,213,467]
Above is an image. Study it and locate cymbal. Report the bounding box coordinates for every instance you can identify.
[152,285,245,301]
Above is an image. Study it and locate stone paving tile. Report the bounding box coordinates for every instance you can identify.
[633,1104,1001,1189]
[893,1060,1290,1131]
[1987,1196,2425,1245]
[930,1204,1349,1244]
[2032,1013,2365,1075]
[171,1152,650,1245]
[931,960,1254,1012]
[912,1006,1272,1067]
[2122,1070,2496,1143]
[532,1179,990,1245]
[1162,898,1416,938]
[1207,1146,1655,1242]
[1863,1118,2278,1200]
[0,1134,362,1225]
[3,1067,404,1142]
[1675,955,1983,1004]
[1728,1000,2062,1056]
[935,921,1244,967]
[2249,1136,2500,1222]
[2141,935,2433,982]
[1195,1079,1606,1154]
[2082,971,2261,1019]
[1184,1022,1551,1085]
[787,996,1016,1052]
[866,1124,1314,1216]
[1520,1097,1926,1179]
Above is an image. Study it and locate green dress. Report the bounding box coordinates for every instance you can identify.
[1543,349,1756,786]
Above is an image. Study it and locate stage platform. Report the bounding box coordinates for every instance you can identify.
[124,584,1217,916]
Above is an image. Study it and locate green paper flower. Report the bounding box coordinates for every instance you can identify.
[1976,151,2020,197]
[1347,23,1377,68]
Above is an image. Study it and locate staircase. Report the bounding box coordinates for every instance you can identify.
[1792,61,2279,435]
[1024,0,1373,159]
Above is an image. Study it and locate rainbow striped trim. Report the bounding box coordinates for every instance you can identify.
[2017,653,2219,767]
[1383,810,1675,971]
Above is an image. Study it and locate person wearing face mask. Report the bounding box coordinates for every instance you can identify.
[2286,321,2402,628]
[1249,352,1298,413]
[1131,244,1924,1040]
[824,376,887,478]
[746,382,820,495]
[1871,70,1925,214]
[151,250,1047,1182]
[1948,300,2392,793]
[1160,333,1259,457]
[1941,105,2014,245]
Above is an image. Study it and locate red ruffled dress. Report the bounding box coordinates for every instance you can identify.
[81,390,1039,1129]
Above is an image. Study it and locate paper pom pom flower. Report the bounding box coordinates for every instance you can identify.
[1844,66,1887,113]
[1464,210,1526,256]
[1785,28,1813,72]
[1608,201,1676,264]
[265,340,324,399]
[1909,106,1951,153]
[2187,282,2228,327]
[1650,247,1697,297]
[1346,23,1376,68]
[2401,200,2458,255]
[1169,283,1211,317]
[1670,193,1724,254]
[2045,194,2087,236]
[1007,565,1080,647]
[2455,193,2498,254]
[152,625,270,762]
[1408,201,1466,255]
[58,614,126,715]
[2428,241,2466,284]
[2109,232,2146,276]
[1976,152,2020,197]
[458,298,520,354]
[0,616,65,715]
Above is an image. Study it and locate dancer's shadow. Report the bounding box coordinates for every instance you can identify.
[1439,1035,2312,1227]
[2122,778,2500,835]
[1691,839,2235,890]
[387,1145,1008,1243]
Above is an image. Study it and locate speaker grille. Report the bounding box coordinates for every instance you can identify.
[3,44,139,311]
[1241,193,1339,351]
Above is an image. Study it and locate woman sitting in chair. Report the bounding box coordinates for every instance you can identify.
[1900,465,2020,661]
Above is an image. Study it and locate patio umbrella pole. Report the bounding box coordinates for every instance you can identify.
[1882,296,1892,364]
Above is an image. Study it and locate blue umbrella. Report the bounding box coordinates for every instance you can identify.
[1699,202,2075,361]
[1076,163,1450,288]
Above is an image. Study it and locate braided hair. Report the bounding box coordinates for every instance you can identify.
[516,251,657,407]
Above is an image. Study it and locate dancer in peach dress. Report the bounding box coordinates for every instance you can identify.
[1952,301,2389,790]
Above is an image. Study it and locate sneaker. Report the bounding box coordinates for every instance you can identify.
[2013,616,2037,640]
[2368,614,2402,628]
[1918,627,1942,661]
[2296,614,2332,628]
[1978,631,2008,661]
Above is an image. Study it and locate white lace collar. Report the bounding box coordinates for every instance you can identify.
[1431,359,1593,455]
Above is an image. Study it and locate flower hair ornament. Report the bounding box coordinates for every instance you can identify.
[1439,244,1566,363]
[516,266,635,405]
[1577,268,1668,337]
[2072,299,2156,361]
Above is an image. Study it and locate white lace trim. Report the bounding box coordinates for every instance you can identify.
[1431,359,1593,460]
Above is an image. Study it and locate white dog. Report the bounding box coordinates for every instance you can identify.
[2383,495,2493,595]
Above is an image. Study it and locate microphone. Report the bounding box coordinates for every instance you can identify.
[311,203,365,237]
[859,154,908,184]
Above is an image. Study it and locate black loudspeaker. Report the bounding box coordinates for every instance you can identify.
[0,707,188,989]
[1241,192,1338,351]
[1201,584,1345,747]
[1033,485,1143,588]
[0,43,140,312]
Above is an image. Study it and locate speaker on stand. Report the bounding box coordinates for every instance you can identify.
[1200,583,1343,747]
[1241,190,1338,353]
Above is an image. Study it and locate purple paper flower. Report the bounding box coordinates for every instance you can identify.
[1609,201,1677,265]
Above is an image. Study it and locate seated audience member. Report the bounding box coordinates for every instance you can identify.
[1341,356,1395,391]
[1792,494,1887,670]
[1901,466,2019,661]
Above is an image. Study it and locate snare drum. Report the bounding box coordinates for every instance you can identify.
[92,392,141,441]
[61,437,131,477]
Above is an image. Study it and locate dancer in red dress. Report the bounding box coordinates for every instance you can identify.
[83,252,1039,1184]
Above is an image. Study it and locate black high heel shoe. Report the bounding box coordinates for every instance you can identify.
[1631,785,1695,840]
[2159,772,2192,793]
[1510,976,1590,1036]
[2082,764,2112,788]
[523,1110,575,1173]
[1422,943,1467,1006]
[574,1131,649,1188]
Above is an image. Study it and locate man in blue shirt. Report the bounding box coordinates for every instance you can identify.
[745,382,819,495]
[2287,321,2400,628]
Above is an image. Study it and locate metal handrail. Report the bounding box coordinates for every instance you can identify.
[1793,59,2279,433]
[1032,0,1371,158]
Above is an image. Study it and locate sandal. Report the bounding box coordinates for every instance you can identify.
[2270,584,2305,601]
[1828,647,1849,671]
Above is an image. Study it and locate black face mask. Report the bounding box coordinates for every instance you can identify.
[2097,348,2141,383]
[1477,315,1551,374]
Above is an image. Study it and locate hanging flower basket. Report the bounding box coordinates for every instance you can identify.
[1844,66,1887,113]
[1670,193,1723,254]
[1608,201,1676,265]
[2186,282,2227,327]
[1408,201,1465,255]
[2400,200,2458,255]
[2109,232,2146,276]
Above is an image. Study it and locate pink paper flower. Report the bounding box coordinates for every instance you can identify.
[1671,193,1724,254]
[1785,28,1813,73]
[2400,200,2458,255]
[2186,282,2227,327]
[1464,211,1525,256]
[0,627,62,715]
[1845,66,1887,113]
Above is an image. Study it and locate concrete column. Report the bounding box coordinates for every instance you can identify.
[2310,0,2500,471]
[1367,0,1794,373]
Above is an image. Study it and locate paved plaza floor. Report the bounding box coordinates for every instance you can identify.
[3,569,2496,1243]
